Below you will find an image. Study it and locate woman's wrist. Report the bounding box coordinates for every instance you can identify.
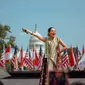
[30,32,33,35]
[57,50,60,54]
[31,32,34,36]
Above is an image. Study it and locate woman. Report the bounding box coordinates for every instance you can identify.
[22,27,68,85]
[22,27,67,71]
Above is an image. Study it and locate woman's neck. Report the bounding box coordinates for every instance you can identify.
[49,36,55,40]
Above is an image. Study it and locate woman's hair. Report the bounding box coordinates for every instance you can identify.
[48,27,55,36]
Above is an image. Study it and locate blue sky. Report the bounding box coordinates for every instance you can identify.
[0,0,85,51]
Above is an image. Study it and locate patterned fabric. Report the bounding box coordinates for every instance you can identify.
[45,36,60,71]
[49,72,67,85]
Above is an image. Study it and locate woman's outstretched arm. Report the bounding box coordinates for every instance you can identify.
[22,28,46,42]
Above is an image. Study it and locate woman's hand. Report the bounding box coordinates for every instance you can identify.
[57,50,60,55]
[57,50,61,57]
[22,28,32,34]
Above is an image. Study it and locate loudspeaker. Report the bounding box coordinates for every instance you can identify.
[0,81,4,85]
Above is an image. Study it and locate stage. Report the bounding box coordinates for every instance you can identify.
[7,71,85,78]
[1,71,85,85]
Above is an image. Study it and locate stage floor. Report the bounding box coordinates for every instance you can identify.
[1,71,85,85]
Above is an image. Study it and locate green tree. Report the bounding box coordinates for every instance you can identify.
[0,24,17,56]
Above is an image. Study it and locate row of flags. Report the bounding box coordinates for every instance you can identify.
[0,44,85,71]
[67,45,85,71]
[0,45,44,71]
[56,45,85,71]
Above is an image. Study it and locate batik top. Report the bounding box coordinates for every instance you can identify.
[45,36,60,64]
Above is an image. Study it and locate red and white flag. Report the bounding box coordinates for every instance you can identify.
[0,45,5,68]
[32,48,39,67]
[62,51,69,69]
[69,46,76,67]
[38,56,43,70]
[0,58,5,68]
[24,57,34,70]
[82,45,84,56]
[4,44,13,61]
[12,47,18,71]
[23,48,34,70]
[20,47,24,68]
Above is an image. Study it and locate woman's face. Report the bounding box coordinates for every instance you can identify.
[48,28,56,38]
